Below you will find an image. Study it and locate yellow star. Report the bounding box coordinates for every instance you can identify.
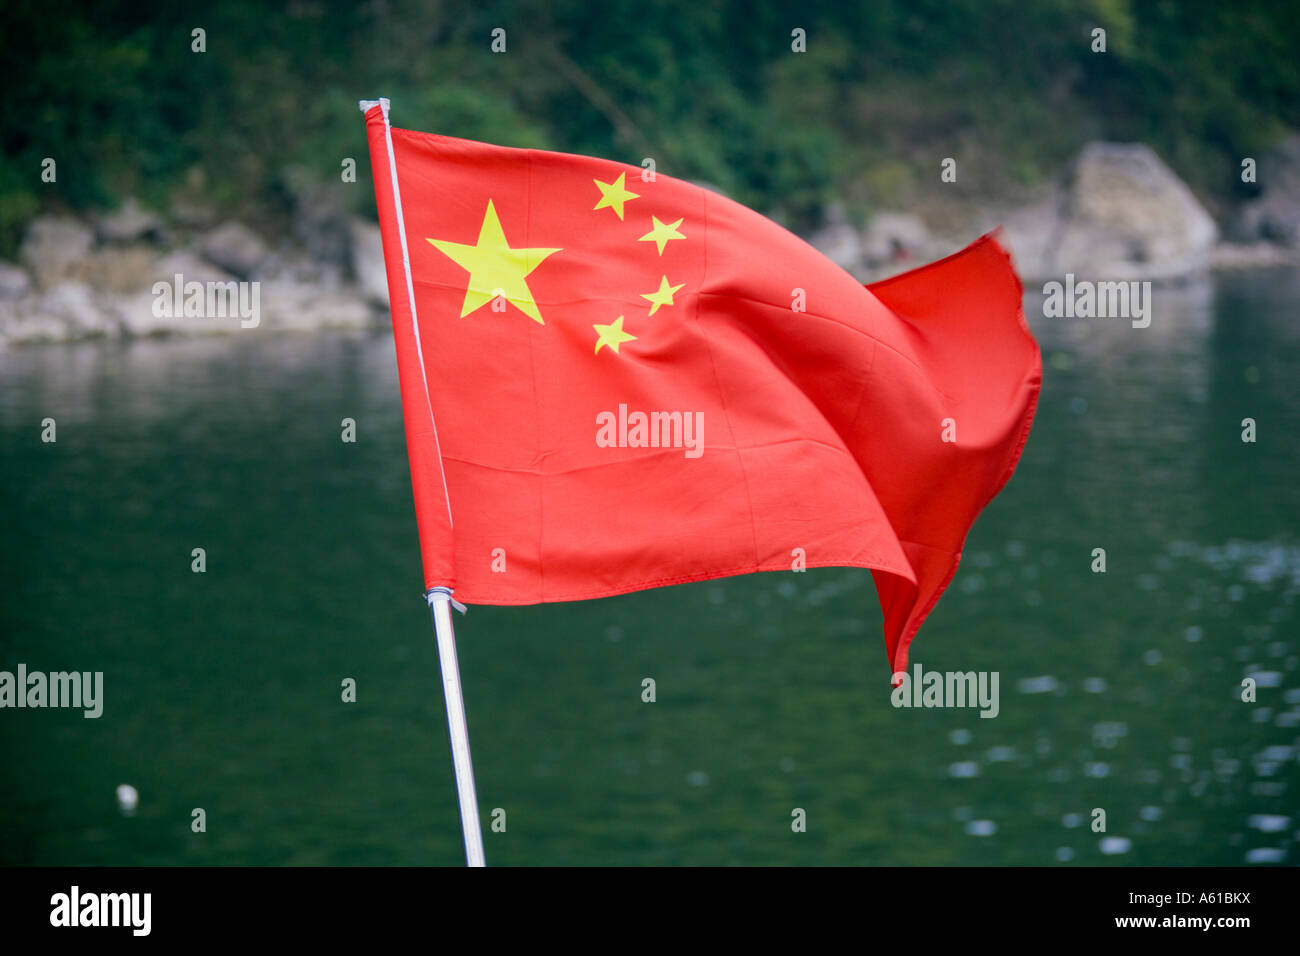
[593,315,636,355]
[593,172,640,220]
[638,216,685,255]
[427,200,560,324]
[641,275,684,315]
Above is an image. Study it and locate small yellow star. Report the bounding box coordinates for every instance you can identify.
[593,172,640,220]
[641,275,684,316]
[593,315,637,355]
[638,216,685,255]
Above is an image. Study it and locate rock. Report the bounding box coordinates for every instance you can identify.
[0,280,115,346]
[20,216,94,288]
[349,218,389,307]
[1233,133,1300,246]
[252,250,345,289]
[4,204,384,343]
[33,281,114,336]
[1209,241,1298,269]
[1057,143,1217,278]
[256,280,373,331]
[281,166,352,268]
[152,250,236,286]
[861,212,930,268]
[111,251,240,336]
[105,246,373,337]
[69,245,158,294]
[95,198,163,243]
[253,252,372,329]
[104,289,170,337]
[807,204,863,274]
[200,221,270,277]
[994,190,1066,283]
[999,143,1217,282]
[0,261,32,299]
[0,300,69,346]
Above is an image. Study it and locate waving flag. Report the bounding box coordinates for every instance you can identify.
[363,102,1040,677]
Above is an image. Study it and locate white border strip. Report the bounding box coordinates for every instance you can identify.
[364,97,454,530]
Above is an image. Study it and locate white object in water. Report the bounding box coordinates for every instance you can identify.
[116,784,139,816]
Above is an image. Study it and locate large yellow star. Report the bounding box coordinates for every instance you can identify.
[593,172,640,220]
[641,275,684,315]
[427,200,560,324]
[593,315,636,355]
[638,216,685,255]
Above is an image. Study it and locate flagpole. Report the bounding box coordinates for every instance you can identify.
[361,96,486,867]
[426,588,486,868]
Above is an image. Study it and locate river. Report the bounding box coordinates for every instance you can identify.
[1,267,1296,864]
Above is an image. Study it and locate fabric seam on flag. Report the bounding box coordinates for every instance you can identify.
[695,188,762,572]
[844,338,880,452]
[525,149,548,600]
[454,560,916,605]
[695,290,955,404]
[384,112,455,532]
[437,432,870,477]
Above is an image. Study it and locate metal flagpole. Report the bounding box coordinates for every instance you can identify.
[426,588,486,868]
[360,96,486,867]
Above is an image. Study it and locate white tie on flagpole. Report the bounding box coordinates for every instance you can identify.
[360,97,485,867]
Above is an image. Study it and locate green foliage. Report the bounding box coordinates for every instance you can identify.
[0,0,1297,255]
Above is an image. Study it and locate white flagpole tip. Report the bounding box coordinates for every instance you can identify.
[357,97,390,115]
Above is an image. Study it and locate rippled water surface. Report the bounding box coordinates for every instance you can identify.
[1,268,1297,864]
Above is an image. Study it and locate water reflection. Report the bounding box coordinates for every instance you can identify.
[0,269,1296,865]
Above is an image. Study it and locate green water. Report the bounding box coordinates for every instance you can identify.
[1,269,1297,865]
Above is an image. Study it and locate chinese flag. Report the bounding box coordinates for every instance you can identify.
[364,104,1040,675]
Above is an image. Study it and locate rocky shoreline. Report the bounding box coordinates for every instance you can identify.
[3,139,1298,348]
[818,140,1300,285]
[0,197,390,347]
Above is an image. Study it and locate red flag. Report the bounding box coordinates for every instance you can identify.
[364,104,1040,675]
